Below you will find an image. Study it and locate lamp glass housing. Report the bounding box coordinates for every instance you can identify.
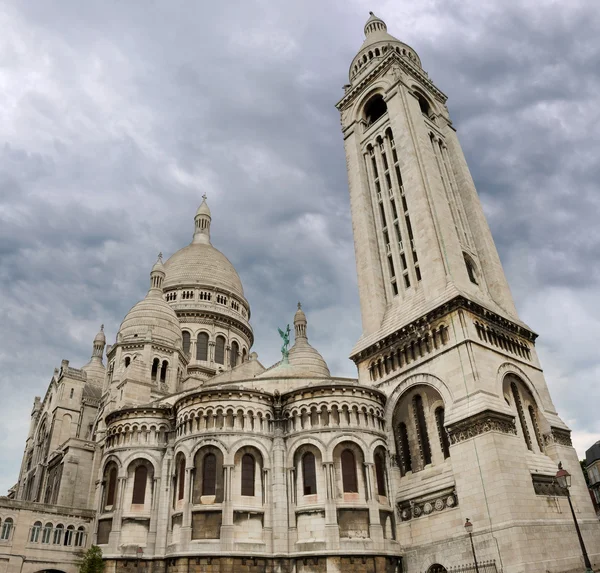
[464,519,473,534]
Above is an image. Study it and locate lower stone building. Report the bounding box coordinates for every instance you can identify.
[2,11,600,573]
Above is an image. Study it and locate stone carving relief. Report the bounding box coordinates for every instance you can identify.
[543,427,573,447]
[397,487,457,522]
[447,410,517,445]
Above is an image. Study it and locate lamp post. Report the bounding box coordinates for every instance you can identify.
[464,518,480,573]
[556,462,593,573]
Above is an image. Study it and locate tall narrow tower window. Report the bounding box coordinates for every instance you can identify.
[413,395,432,467]
[182,331,191,355]
[396,422,412,476]
[341,449,358,493]
[435,407,450,459]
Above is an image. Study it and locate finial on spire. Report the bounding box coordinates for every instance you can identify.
[158,252,163,262]
[202,193,207,201]
[294,302,307,339]
[100,324,104,331]
[297,302,302,310]
[364,11,387,36]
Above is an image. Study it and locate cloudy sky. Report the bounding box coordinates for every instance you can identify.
[1,0,599,494]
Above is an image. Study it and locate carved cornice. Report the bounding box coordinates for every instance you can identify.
[446,410,517,445]
[532,473,567,497]
[543,427,572,447]
[397,486,457,521]
[337,52,447,112]
[351,295,537,364]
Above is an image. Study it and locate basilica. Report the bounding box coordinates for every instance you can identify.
[1,12,599,573]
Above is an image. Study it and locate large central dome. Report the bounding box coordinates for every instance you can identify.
[164,242,244,296]
[163,197,244,297]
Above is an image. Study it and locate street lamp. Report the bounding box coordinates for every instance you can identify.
[464,518,480,573]
[556,462,593,573]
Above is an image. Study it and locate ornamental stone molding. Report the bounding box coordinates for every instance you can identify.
[543,427,572,447]
[446,410,517,445]
[532,473,567,497]
[397,486,457,522]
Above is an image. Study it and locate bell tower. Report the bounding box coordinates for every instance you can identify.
[337,13,600,572]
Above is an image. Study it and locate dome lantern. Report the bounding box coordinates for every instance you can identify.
[294,302,307,340]
[193,194,212,245]
[364,11,387,36]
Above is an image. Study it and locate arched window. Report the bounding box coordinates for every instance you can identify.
[105,466,117,509]
[53,524,63,545]
[435,407,451,459]
[302,452,317,495]
[64,525,74,546]
[202,453,217,496]
[242,348,248,362]
[464,253,478,285]
[215,336,225,365]
[42,523,52,544]
[151,358,159,381]
[230,340,239,368]
[0,518,12,541]
[341,449,358,493]
[132,465,148,504]
[182,331,191,355]
[75,526,85,547]
[364,94,387,125]
[177,456,186,501]
[396,422,412,476]
[511,382,533,450]
[413,395,432,466]
[160,360,168,383]
[30,521,42,543]
[196,332,209,361]
[124,356,131,367]
[241,454,255,496]
[374,451,387,496]
[417,92,431,116]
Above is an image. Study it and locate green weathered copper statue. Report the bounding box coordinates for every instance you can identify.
[278,324,291,363]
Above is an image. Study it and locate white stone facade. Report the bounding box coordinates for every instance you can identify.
[1,12,599,573]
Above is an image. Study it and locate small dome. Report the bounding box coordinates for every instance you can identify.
[93,324,106,344]
[119,260,182,347]
[259,304,330,379]
[82,359,106,385]
[288,339,330,378]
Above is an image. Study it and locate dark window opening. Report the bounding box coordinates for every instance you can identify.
[182,331,191,355]
[417,93,431,117]
[230,340,239,368]
[202,454,217,496]
[464,253,478,285]
[302,452,317,495]
[364,94,387,126]
[177,457,186,501]
[196,332,209,361]
[105,467,117,508]
[151,358,159,381]
[341,449,358,493]
[374,452,387,496]
[132,465,147,504]
[435,407,451,459]
[413,395,432,466]
[241,454,255,496]
[215,336,225,365]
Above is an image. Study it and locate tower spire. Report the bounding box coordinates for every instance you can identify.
[364,11,387,36]
[294,302,307,340]
[193,195,212,245]
[91,324,106,360]
[149,253,165,295]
